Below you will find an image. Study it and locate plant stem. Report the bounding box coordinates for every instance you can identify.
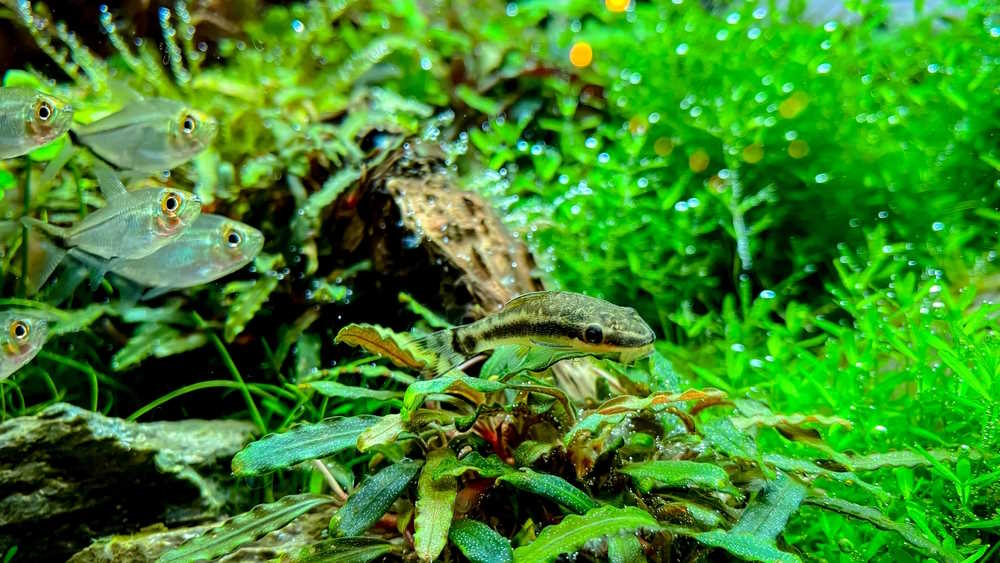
[192,312,266,434]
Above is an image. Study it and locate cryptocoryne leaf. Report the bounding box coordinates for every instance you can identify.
[620,460,734,494]
[157,494,333,562]
[432,452,513,479]
[232,416,378,476]
[607,534,645,563]
[693,530,801,563]
[356,414,405,452]
[512,505,661,563]
[565,388,727,444]
[731,413,853,431]
[402,374,506,421]
[731,474,806,541]
[480,344,590,379]
[306,380,403,402]
[335,323,434,370]
[330,459,423,537]
[285,536,398,563]
[414,449,458,562]
[449,519,513,563]
[803,495,961,562]
[496,469,596,515]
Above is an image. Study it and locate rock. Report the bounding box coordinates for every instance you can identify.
[0,403,255,562]
[69,505,337,563]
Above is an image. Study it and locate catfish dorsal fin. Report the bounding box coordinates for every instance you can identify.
[500,291,550,313]
[93,161,128,200]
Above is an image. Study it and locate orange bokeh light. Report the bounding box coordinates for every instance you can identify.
[605,0,630,13]
[569,42,593,68]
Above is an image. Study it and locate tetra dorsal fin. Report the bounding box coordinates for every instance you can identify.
[93,161,128,200]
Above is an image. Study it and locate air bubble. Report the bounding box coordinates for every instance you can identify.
[675,43,689,55]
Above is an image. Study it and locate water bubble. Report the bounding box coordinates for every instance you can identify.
[749,358,764,368]
[815,173,830,183]
[637,177,649,188]
[752,6,767,19]
[932,221,945,231]
[675,43,689,55]
[824,21,838,32]
[570,204,582,215]
[754,91,767,103]
[629,72,642,85]
[674,201,689,212]
[516,140,529,152]
[584,137,598,149]
[291,19,304,33]
[726,12,740,24]
[558,174,570,185]
[689,106,702,118]
[731,343,745,352]
[715,29,729,41]
[878,210,889,219]
[759,289,776,299]
[597,152,610,164]
[784,130,798,141]
[991,27,1000,38]
[687,197,700,208]
[530,144,543,155]
[781,82,794,93]
[747,27,761,40]
[927,63,940,73]
[505,2,518,16]
[816,62,831,74]
[420,56,432,70]
[821,39,831,50]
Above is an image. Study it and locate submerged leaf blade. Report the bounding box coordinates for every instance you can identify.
[496,469,596,514]
[620,460,732,493]
[415,449,458,562]
[512,505,661,563]
[330,460,423,537]
[157,494,333,562]
[232,416,378,476]
[449,519,513,563]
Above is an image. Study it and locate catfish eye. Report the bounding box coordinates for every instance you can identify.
[583,324,603,345]
[160,192,181,216]
[35,101,53,121]
[181,114,196,134]
[9,320,29,341]
[225,228,242,248]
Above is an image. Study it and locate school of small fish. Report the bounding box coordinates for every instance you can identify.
[0,86,258,380]
[0,86,657,385]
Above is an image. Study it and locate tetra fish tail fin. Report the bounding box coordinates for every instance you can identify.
[20,217,69,240]
[410,328,467,377]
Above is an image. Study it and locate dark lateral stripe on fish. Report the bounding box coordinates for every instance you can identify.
[473,317,580,345]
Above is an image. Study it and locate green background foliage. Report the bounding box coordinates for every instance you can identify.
[1,0,999,561]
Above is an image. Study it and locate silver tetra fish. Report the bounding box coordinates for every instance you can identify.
[412,290,656,376]
[68,213,264,300]
[0,87,74,159]
[0,309,50,380]
[72,98,217,172]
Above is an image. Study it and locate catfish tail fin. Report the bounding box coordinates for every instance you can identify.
[410,328,468,377]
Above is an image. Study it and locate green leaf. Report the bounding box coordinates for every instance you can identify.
[399,291,452,329]
[763,454,887,502]
[335,323,434,370]
[512,505,661,563]
[415,449,458,562]
[284,536,398,563]
[607,534,646,563]
[693,530,801,563]
[565,388,726,444]
[731,474,806,541]
[3,69,43,89]
[701,417,758,459]
[480,344,589,379]
[620,460,733,494]
[223,275,278,342]
[356,413,405,451]
[456,84,502,115]
[433,452,513,479]
[157,494,333,562]
[306,380,403,402]
[496,469,596,515]
[449,519,513,563]
[402,374,506,421]
[330,459,423,537]
[232,416,378,476]
[110,323,206,371]
[803,495,961,562]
